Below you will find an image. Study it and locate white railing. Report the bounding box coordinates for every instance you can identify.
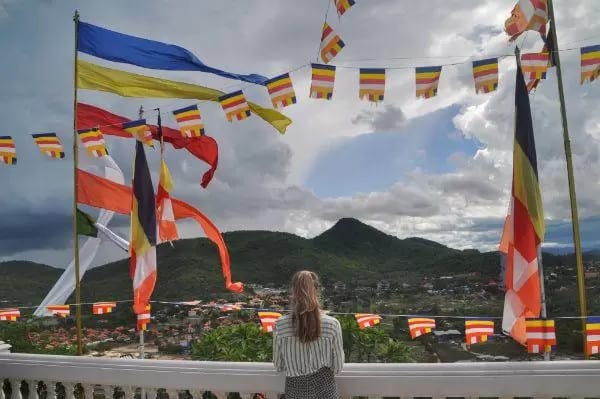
[2,353,600,399]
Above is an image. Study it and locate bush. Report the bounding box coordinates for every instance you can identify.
[191,323,272,362]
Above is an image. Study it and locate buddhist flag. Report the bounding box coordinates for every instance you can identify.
[415,66,442,99]
[525,319,556,353]
[123,120,154,147]
[78,128,109,158]
[265,73,296,109]
[581,45,600,85]
[258,311,282,333]
[334,0,355,17]
[310,64,336,100]
[32,133,65,159]
[157,158,179,242]
[130,140,157,316]
[0,309,20,322]
[465,319,495,346]
[502,62,544,345]
[219,90,251,122]
[220,303,241,312]
[521,52,550,86]
[76,208,98,237]
[93,302,117,315]
[47,305,70,317]
[137,305,151,331]
[586,316,600,356]
[0,136,17,165]
[355,313,382,329]
[408,317,435,339]
[526,27,556,92]
[359,68,385,103]
[472,58,499,94]
[504,0,548,41]
[172,105,205,138]
[320,23,345,64]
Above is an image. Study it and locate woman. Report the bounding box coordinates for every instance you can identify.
[273,270,344,399]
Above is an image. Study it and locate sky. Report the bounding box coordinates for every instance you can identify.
[1,0,600,268]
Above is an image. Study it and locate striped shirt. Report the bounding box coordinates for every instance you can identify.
[273,313,344,377]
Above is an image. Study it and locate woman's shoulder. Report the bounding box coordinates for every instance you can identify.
[321,314,340,325]
[320,314,341,334]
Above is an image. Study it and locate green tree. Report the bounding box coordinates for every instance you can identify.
[191,323,272,362]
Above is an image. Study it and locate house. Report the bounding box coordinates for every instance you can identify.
[333,281,347,291]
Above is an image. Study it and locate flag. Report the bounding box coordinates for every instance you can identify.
[521,52,550,83]
[123,119,153,147]
[504,0,548,41]
[581,45,600,85]
[77,128,109,157]
[32,133,65,159]
[137,305,151,331]
[93,302,117,315]
[408,317,436,339]
[525,319,556,353]
[472,58,499,94]
[0,136,17,165]
[258,311,282,333]
[334,0,355,16]
[220,303,242,312]
[219,90,251,122]
[172,105,204,138]
[415,66,442,99]
[502,62,544,345]
[0,309,20,322]
[156,124,179,244]
[130,140,157,316]
[465,319,495,345]
[76,208,98,237]
[310,64,336,100]
[359,68,385,103]
[586,316,600,356]
[47,305,70,317]
[355,313,382,329]
[265,73,296,109]
[320,23,345,64]
[525,27,555,92]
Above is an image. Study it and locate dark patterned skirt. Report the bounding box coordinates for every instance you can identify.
[284,367,339,399]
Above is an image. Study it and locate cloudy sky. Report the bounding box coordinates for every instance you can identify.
[1,0,600,268]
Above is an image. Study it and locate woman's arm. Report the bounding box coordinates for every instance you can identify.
[272,331,285,372]
[331,319,345,375]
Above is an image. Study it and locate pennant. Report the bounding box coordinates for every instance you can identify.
[76,208,98,237]
[334,0,356,17]
[355,313,382,329]
[265,73,297,109]
[123,120,154,147]
[504,0,548,41]
[220,303,242,312]
[219,90,251,122]
[32,133,65,159]
[0,136,17,165]
[310,64,336,100]
[137,305,151,331]
[525,27,556,92]
[521,52,550,85]
[465,319,495,345]
[586,316,600,356]
[157,158,179,242]
[172,105,205,138]
[47,305,70,317]
[93,302,117,315]
[359,68,385,103]
[0,309,20,322]
[408,317,436,339]
[581,45,600,85]
[78,128,109,157]
[472,58,499,94]
[526,319,556,353]
[415,66,442,99]
[320,23,345,64]
[258,311,282,333]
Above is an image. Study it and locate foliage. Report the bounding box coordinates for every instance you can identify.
[191,323,272,362]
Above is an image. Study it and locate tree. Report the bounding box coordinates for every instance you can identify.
[191,323,272,362]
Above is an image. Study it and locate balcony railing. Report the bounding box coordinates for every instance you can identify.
[2,353,600,399]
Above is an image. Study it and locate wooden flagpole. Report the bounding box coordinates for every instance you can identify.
[546,0,588,359]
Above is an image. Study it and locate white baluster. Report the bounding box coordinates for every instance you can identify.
[166,390,178,399]
[102,386,114,399]
[121,387,134,399]
[211,391,227,399]
[188,390,202,399]
[62,383,75,399]
[82,384,94,399]
[45,382,56,399]
[26,381,37,399]
[238,394,255,399]
[10,380,21,399]
[263,393,280,399]
[0,380,6,399]
[145,388,157,399]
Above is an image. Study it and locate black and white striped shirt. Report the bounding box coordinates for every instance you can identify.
[273,314,344,377]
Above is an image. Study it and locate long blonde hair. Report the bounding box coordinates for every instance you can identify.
[290,270,321,343]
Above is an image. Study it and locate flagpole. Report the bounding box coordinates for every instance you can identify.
[546,0,588,359]
[72,9,83,356]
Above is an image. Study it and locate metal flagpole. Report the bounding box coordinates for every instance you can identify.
[137,105,146,363]
[546,0,588,359]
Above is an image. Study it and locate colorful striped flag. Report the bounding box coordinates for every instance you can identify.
[0,136,17,165]
[581,45,600,85]
[521,52,550,84]
[137,305,151,331]
[47,305,70,318]
[77,128,109,158]
[123,119,154,147]
[504,0,548,41]
[258,311,282,333]
[172,105,205,138]
[359,68,385,103]
[320,23,345,64]
[526,319,556,353]
[355,313,382,329]
[219,90,251,122]
[220,303,242,312]
[32,133,65,159]
[472,58,499,94]
[156,158,179,242]
[526,27,556,92]
[0,309,20,322]
[465,319,495,345]
[92,302,117,315]
[586,316,600,356]
[501,63,544,346]
[265,73,297,109]
[415,66,442,99]
[334,0,355,17]
[408,317,436,339]
[310,64,336,100]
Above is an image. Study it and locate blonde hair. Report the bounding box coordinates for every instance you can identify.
[290,270,322,343]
